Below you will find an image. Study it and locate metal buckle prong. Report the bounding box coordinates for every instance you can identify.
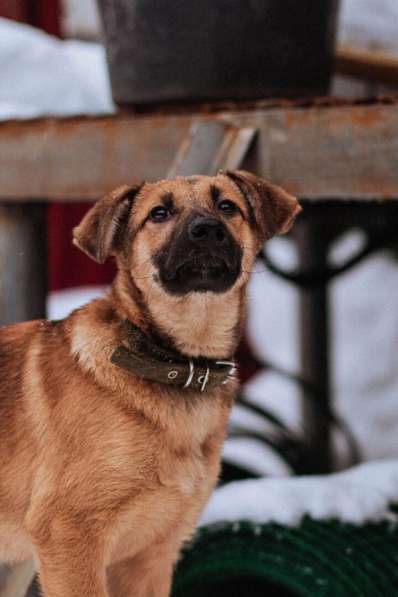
[216,360,237,385]
[216,360,236,374]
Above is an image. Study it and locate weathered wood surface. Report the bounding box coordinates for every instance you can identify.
[0,101,397,201]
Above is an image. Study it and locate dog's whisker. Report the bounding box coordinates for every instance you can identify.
[242,269,266,275]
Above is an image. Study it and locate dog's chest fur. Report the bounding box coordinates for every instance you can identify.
[102,400,228,564]
[0,304,234,565]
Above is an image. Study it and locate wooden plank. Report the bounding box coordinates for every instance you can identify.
[0,101,397,201]
[336,45,398,86]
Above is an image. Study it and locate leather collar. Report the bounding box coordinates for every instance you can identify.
[110,320,237,392]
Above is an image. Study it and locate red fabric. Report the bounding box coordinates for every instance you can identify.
[0,0,27,22]
[0,0,61,36]
[29,0,61,36]
[47,202,116,291]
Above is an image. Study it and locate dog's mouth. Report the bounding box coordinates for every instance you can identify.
[157,252,242,295]
[153,214,243,295]
[174,256,231,283]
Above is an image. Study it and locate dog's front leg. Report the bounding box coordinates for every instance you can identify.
[107,543,179,597]
[35,541,108,597]
[27,512,108,597]
[37,555,107,597]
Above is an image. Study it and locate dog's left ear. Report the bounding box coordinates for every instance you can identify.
[226,170,302,241]
[73,184,142,263]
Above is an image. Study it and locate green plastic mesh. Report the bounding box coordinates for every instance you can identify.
[173,510,398,596]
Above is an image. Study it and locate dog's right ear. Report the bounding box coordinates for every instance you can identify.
[73,184,142,263]
[225,170,301,242]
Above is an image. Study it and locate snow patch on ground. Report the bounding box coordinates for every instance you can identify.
[47,286,106,320]
[201,460,398,527]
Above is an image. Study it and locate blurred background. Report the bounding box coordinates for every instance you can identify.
[0,1,398,595]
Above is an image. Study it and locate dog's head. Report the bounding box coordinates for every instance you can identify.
[73,171,301,297]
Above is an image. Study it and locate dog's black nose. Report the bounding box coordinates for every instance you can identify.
[188,217,227,245]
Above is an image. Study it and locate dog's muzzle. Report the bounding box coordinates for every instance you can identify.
[154,215,242,295]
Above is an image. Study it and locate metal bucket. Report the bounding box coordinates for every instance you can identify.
[98,0,340,106]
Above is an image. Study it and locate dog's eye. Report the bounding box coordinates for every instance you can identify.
[218,200,237,215]
[149,206,170,222]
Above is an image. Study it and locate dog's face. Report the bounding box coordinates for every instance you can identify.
[132,175,251,296]
[73,171,301,299]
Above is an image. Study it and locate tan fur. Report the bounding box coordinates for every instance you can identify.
[0,172,301,596]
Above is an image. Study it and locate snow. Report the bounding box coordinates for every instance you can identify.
[0,18,114,121]
[201,460,398,527]
[48,286,106,320]
[62,0,102,41]
[338,0,398,54]
[223,437,294,478]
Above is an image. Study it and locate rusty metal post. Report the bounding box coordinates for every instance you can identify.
[0,204,47,325]
[295,210,333,473]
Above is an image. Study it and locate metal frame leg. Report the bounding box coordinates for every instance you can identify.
[296,214,333,473]
[0,203,47,325]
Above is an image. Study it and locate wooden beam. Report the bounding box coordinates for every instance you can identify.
[0,100,397,201]
[336,45,398,87]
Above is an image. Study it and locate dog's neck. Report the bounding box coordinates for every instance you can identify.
[110,269,245,360]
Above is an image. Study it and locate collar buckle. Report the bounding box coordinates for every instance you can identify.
[216,360,237,384]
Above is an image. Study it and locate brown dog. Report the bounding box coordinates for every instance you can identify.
[0,171,300,596]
